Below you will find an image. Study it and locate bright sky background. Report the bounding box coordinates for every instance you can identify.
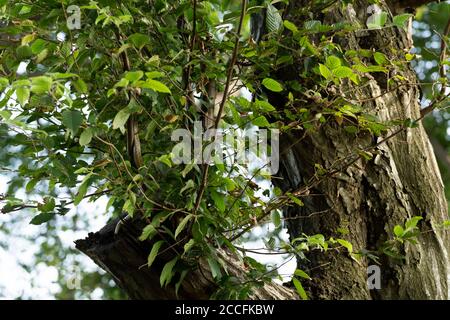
[0,175,110,299]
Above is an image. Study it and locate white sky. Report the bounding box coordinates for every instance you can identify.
[0,174,110,299]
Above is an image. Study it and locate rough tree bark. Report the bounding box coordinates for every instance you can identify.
[275,0,449,299]
[76,0,449,300]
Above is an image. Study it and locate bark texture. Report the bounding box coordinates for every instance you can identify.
[76,0,449,300]
[275,0,449,299]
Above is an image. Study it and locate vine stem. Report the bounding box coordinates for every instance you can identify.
[1,189,112,214]
[192,0,248,216]
[420,15,450,117]
[228,88,450,242]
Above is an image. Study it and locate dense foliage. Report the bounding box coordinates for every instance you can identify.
[0,0,449,299]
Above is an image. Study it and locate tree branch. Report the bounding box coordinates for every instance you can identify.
[75,217,298,300]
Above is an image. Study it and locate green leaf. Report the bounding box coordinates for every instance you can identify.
[30,39,47,54]
[405,216,422,230]
[266,4,282,32]
[175,269,189,297]
[283,20,298,33]
[254,100,276,112]
[333,66,354,79]
[26,178,39,193]
[51,73,78,80]
[128,33,150,49]
[304,20,322,31]
[180,179,195,195]
[21,34,35,46]
[271,211,281,228]
[158,154,173,167]
[337,239,353,253]
[319,64,332,80]
[62,109,83,136]
[394,225,404,237]
[292,277,308,300]
[16,45,32,59]
[30,212,54,225]
[267,237,276,249]
[373,52,388,66]
[114,78,129,88]
[122,199,135,216]
[211,190,225,213]
[125,71,144,82]
[299,36,319,56]
[145,71,164,79]
[286,193,304,207]
[160,257,178,287]
[73,78,88,94]
[18,5,31,15]
[74,175,91,206]
[147,240,164,267]
[0,110,11,120]
[38,197,55,213]
[294,269,311,280]
[16,87,30,106]
[74,167,90,175]
[175,214,193,239]
[0,77,9,90]
[107,88,117,97]
[326,56,341,70]
[207,257,222,279]
[252,115,270,127]
[362,65,388,73]
[183,239,195,254]
[112,108,131,132]
[140,79,171,93]
[262,78,283,92]
[139,224,157,241]
[79,128,93,146]
[36,49,49,63]
[30,76,52,94]
[147,55,160,67]
[105,196,116,212]
[393,13,412,29]
[405,53,415,61]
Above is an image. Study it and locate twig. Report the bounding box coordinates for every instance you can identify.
[192,0,248,215]
[420,15,450,117]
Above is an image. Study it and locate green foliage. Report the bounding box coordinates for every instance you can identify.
[292,277,308,300]
[393,216,422,244]
[0,0,448,300]
[147,241,164,268]
[160,257,178,287]
[262,78,284,92]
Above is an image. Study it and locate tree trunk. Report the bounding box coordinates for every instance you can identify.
[76,0,449,300]
[275,0,449,299]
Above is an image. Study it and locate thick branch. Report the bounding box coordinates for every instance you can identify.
[75,217,297,300]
